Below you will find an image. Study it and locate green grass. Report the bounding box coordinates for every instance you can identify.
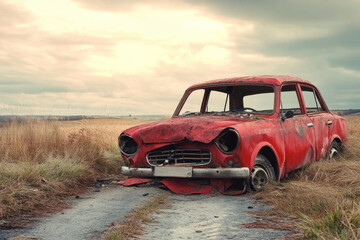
[0,156,94,218]
[303,205,360,239]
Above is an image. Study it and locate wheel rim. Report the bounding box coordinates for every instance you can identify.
[251,166,269,191]
[329,147,338,159]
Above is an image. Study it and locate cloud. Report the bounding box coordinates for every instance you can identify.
[184,0,360,25]
[0,0,359,115]
[74,0,181,12]
[180,0,360,109]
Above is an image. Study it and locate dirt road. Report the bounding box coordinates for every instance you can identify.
[1,186,159,240]
[137,194,291,240]
[1,185,292,240]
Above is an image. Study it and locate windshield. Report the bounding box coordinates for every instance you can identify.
[177,84,275,116]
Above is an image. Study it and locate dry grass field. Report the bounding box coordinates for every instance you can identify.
[0,115,359,239]
[0,117,153,219]
[258,115,360,239]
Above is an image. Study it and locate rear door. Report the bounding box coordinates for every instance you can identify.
[280,84,316,172]
[300,85,331,160]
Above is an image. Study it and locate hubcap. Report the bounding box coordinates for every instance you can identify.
[329,147,338,159]
[251,166,269,191]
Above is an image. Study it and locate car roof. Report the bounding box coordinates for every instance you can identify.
[188,75,313,89]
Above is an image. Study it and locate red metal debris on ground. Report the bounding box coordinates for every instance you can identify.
[118,178,152,186]
[119,178,246,195]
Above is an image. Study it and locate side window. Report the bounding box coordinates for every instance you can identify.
[179,89,205,115]
[206,90,229,112]
[280,84,302,115]
[301,86,324,113]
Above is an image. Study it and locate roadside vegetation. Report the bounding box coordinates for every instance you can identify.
[0,117,150,219]
[104,193,169,240]
[1,115,359,239]
[258,115,360,239]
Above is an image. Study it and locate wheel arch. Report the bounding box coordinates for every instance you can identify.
[250,142,281,181]
[330,135,343,150]
[258,146,280,181]
[331,136,342,144]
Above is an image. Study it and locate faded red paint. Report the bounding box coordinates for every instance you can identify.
[119,75,347,193]
[118,178,247,195]
[126,116,254,144]
[188,75,312,90]
[118,178,152,186]
[160,179,246,195]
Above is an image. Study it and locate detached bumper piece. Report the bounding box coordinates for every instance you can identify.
[121,166,250,179]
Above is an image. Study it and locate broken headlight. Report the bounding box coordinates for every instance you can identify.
[119,134,139,156]
[214,128,239,154]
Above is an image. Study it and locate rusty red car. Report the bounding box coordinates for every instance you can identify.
[119,76,346,191]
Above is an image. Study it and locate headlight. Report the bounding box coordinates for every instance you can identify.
[215,129,239,154]
[119,134,139,156]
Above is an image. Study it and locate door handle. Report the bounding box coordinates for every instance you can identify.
[327,121,333,125]
[307,123,314,127]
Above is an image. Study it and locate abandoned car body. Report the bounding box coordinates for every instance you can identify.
[119,76,347,191]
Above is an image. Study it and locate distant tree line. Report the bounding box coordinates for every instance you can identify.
[0,115,88,123]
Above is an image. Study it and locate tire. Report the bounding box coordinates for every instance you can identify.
[328,141,341,160]
[250,154,276,192]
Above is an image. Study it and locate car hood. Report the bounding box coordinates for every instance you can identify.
[124,115,261,144]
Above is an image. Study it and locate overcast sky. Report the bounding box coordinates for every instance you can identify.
[1,0,359,115]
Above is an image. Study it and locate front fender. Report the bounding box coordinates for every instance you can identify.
[250,141,284,181]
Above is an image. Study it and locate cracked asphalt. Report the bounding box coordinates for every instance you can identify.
[1,185,292,240]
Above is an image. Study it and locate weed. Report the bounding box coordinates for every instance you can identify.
[0,118,151,219]
[105,193,169,240]
[258,115,360,239]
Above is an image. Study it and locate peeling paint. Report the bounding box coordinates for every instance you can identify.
[119,76,347,193]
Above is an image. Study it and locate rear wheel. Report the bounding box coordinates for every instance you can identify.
[250,154,276,192]
[329,141,341,160]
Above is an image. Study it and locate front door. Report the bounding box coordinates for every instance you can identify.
[280,84,316,172]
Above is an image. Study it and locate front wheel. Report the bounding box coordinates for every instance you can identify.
[250,154,276,192]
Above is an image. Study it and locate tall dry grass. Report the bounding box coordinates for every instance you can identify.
[0,119,102,162]
[259,115,360,239]
[0,118,150,219]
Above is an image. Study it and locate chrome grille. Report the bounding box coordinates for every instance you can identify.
[146,149,211,166]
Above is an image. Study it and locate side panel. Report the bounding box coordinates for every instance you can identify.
[308,112,331,160]
[330,114,347,144]
[234,119,285,178]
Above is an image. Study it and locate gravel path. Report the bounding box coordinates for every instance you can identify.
[137,194,291,240]
[1,186,292,240]
[1,185,159,240]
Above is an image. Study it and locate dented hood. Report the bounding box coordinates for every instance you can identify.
[124,115,258,144]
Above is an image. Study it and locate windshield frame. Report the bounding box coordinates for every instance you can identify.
[173,82,277,117]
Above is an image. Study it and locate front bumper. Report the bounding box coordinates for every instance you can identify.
[121,166,250,179]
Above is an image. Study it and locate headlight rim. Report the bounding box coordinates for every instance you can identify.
[119,133,139,156]
[214,128,240,155]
